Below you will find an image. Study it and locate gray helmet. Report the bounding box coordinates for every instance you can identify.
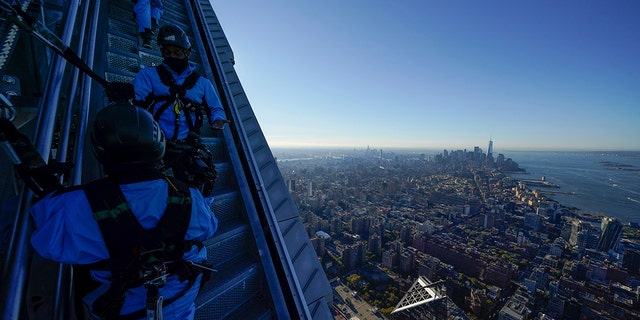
[91,104,165,166]
[157,24,191,50]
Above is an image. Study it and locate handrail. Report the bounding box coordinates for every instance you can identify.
[54,0,101,318]
[72,0,101,185]
[34,0,81,160]
[58,0,91,167]
[0,0,81,319]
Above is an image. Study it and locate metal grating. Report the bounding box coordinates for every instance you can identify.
[195,271,260,320]
[104,72,134,83]
[203,137,229,163]
[139,51,162,68]
[106,51,139,75]
[162,10,189,26]
[163,2,190,25]
[212,163,232,191]
[107,33,138,54]
[109,2,135,22]
[108,17,136,37]
[206,227,249,267]
[210,192,242,223]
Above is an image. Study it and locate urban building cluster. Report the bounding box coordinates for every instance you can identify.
[274,145,640,319]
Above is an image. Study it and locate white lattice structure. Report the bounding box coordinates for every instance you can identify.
[392,277,446,313]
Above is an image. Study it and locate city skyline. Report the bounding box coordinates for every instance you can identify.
[212,1,640,151]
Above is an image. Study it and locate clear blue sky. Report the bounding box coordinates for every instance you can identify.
[211,1,640,151]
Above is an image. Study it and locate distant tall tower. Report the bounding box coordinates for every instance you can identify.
[487,137,493,158]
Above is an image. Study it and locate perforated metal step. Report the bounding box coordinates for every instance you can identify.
[103,1,273,318]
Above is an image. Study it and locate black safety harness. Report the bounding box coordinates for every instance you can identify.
[137,65,210,140]
[82,176,211,319]
[133,66,218,197]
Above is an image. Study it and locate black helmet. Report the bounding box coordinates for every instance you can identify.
[157,24,191,50]
[91,104,165,166]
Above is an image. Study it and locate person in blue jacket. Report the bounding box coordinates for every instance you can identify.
[132,23,228,196]
[133,0,163,49]
[30,104,218,319]
[133,23,228,139]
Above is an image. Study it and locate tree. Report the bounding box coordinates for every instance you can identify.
[346,274,361,287]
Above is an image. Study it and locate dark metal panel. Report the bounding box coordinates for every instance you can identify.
[279,218,333,313]
[308,297,334,320]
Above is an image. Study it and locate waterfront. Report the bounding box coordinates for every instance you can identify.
[506,151,640,225]
[273,146,640,318]
[274,148,640,225]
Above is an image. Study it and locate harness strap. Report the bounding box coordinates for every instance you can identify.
[155,65,200,95]
[133,66,206,139]
[86,240,204,271]
[182,106,194,133]
[83,177,193,318]
[112,270,202,320]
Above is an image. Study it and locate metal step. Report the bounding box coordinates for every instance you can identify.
[197,1,334,318]
[225,296,274,320]
[103,1,273,319]
[209,190,243,224]
[195,255,263,319]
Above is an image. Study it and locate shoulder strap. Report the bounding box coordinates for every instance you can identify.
[84,178,144,263]
[83,178,144,317]
[83,177,194,318]
[155,177,193,260]
[84,177,194,264]
[155,65,176,89]
[156,65,201,96]
[182,70,201,91]
[152,66,208,137]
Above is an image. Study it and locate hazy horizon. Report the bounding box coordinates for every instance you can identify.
[270,144,640,154]
[212,1,640,151]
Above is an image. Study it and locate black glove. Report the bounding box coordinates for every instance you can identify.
[105,82,135,102]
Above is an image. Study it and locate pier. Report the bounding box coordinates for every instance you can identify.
[536,190,576,196]
[518,178,559,188]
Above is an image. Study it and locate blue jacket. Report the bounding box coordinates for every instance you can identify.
[30,179,218,319]
[133,62,226,140]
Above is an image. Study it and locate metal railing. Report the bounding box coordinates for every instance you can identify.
[0,1,86,318]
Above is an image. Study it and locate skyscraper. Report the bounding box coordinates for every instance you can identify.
[597,217,623,252]
[487,138,494,158]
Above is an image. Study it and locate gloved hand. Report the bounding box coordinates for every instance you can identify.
[210,119,230,130]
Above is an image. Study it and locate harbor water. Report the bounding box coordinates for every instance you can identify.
[505,151,640,225]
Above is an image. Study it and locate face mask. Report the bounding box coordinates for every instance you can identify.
[164,57,189,73]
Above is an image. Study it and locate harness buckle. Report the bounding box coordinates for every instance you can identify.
[172,99,181,115]
[144,263,168,288]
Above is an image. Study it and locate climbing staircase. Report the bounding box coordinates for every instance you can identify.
[97,0,333,319]
[0,0,332,318]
